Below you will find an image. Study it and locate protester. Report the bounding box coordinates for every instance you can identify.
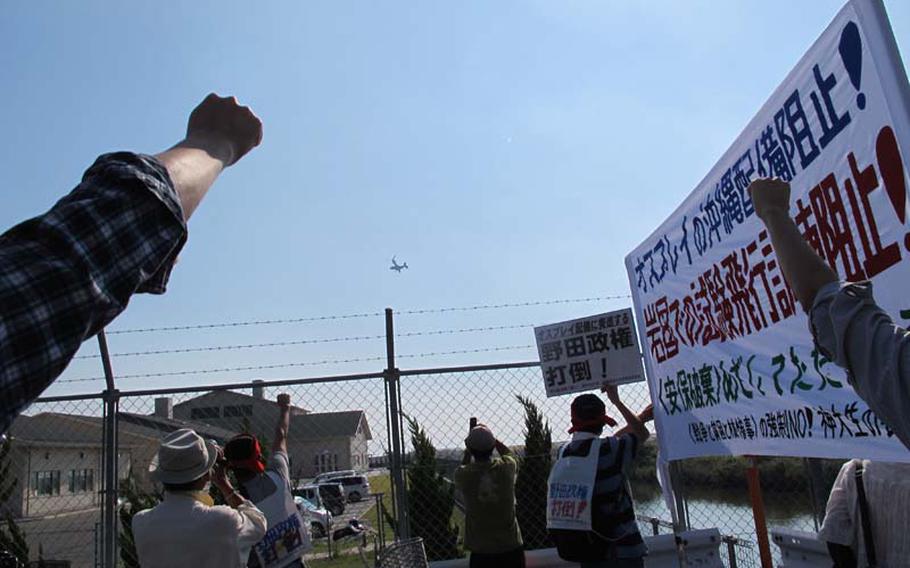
[225,393,309,568]
[133,429,267,568]
[749,178,910,449]
[547,385,648,568]
[0,94,262,435]
[454,424,524,568]
[818,459,910,567]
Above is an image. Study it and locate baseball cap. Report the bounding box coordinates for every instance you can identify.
[465,425,496,453]
[568,394,617,433]
[224,434,266,474]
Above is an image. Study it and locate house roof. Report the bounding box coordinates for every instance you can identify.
[173,390,307,414]
[6,413,138,448]
[120,412,239,443]
[289,411,372,441]
[6,411,240,449]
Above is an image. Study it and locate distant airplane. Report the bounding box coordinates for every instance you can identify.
[390,256,409,273]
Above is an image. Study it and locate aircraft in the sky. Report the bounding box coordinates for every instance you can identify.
[390,256,409,273]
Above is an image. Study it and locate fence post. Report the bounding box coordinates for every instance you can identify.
[668,461,689,531]
[803,458,826,531]
[98,331,120,568]
[384,308,410,539]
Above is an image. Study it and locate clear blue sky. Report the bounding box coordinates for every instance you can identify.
[2,1,908,401]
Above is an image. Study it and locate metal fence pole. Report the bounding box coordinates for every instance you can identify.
[98,331,120,568]
[803,458,826,531]
[384,308,410,539]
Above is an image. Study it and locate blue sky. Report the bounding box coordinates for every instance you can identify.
[2,1,908,401]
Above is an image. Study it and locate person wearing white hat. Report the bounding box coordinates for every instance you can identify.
[454,423,524,568]
[132,429,267,568]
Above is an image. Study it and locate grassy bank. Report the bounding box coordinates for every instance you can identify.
[628,440,844,494]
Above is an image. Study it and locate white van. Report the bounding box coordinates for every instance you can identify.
[336,475,371,502]
[314,469,356,483]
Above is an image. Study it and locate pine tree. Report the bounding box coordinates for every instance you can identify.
[404,416,459,560]
[0,437,29,565]
[515,395,552,549]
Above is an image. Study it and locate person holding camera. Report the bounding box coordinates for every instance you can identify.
[454,422,524,568]
[225,393,309,568]
[132,429,267,568]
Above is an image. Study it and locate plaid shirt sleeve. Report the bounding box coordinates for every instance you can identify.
[0,152,187,434]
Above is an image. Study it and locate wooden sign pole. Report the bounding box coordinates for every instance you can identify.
[746,456,773,568]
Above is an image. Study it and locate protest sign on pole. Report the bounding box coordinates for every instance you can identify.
[625,0,910,462]
[535,308,644,398]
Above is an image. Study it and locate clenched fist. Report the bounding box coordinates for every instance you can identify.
[186,93,263,166]
[748,178,791,222]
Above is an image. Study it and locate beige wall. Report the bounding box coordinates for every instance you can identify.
[286,438,352,480]
[350,433,369,471]
[21,447,101,518]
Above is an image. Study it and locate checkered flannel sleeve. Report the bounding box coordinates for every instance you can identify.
[0,152,187,433]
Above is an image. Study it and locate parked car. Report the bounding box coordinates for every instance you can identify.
[294,496,332,539]
[314,469,356,483]
[317,482,346,516]
[292,484,324,511]
[336,475,371,502]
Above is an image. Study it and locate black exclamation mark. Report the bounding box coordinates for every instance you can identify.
[601,359,607,379]
[839,22,866,110]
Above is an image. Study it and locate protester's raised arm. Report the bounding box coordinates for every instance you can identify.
[273,394,291,455]
[154,94,262,220]
[749,178,837,311]
[603,385,648,444]
[616,403,654,437]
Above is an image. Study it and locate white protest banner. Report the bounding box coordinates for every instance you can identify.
[625,0,910,462]
[535,308,644,398]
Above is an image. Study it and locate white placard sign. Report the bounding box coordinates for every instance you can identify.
[625,0,910,462]
[535,309,645,398]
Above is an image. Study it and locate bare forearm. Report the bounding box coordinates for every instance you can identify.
[616,405,653,437]
[612,399,648,441]
[274,407,290,454]
[762,211,838,311]
[154,139,228,220]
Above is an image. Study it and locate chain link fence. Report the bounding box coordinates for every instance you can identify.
[0,320,838,567]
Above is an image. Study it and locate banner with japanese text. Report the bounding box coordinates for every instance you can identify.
[625,0,910,461]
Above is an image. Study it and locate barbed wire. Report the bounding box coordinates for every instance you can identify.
[105,311,385,335]
[73,334,386,360]
[75,323,540,360]
[397,295,629,315]
[59,344,536,383]
[103,295,629,335]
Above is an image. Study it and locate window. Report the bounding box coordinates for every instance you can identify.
[69,469,94,493]
[223,405,253,418]
[190,407,221,419]
[33,471,61,496]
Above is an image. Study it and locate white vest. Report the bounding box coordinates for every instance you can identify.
[249,471,311,568]
[546,438,601,532]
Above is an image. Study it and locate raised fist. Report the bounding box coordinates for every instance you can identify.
[186,93,263,166]
[748,178,791,222]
